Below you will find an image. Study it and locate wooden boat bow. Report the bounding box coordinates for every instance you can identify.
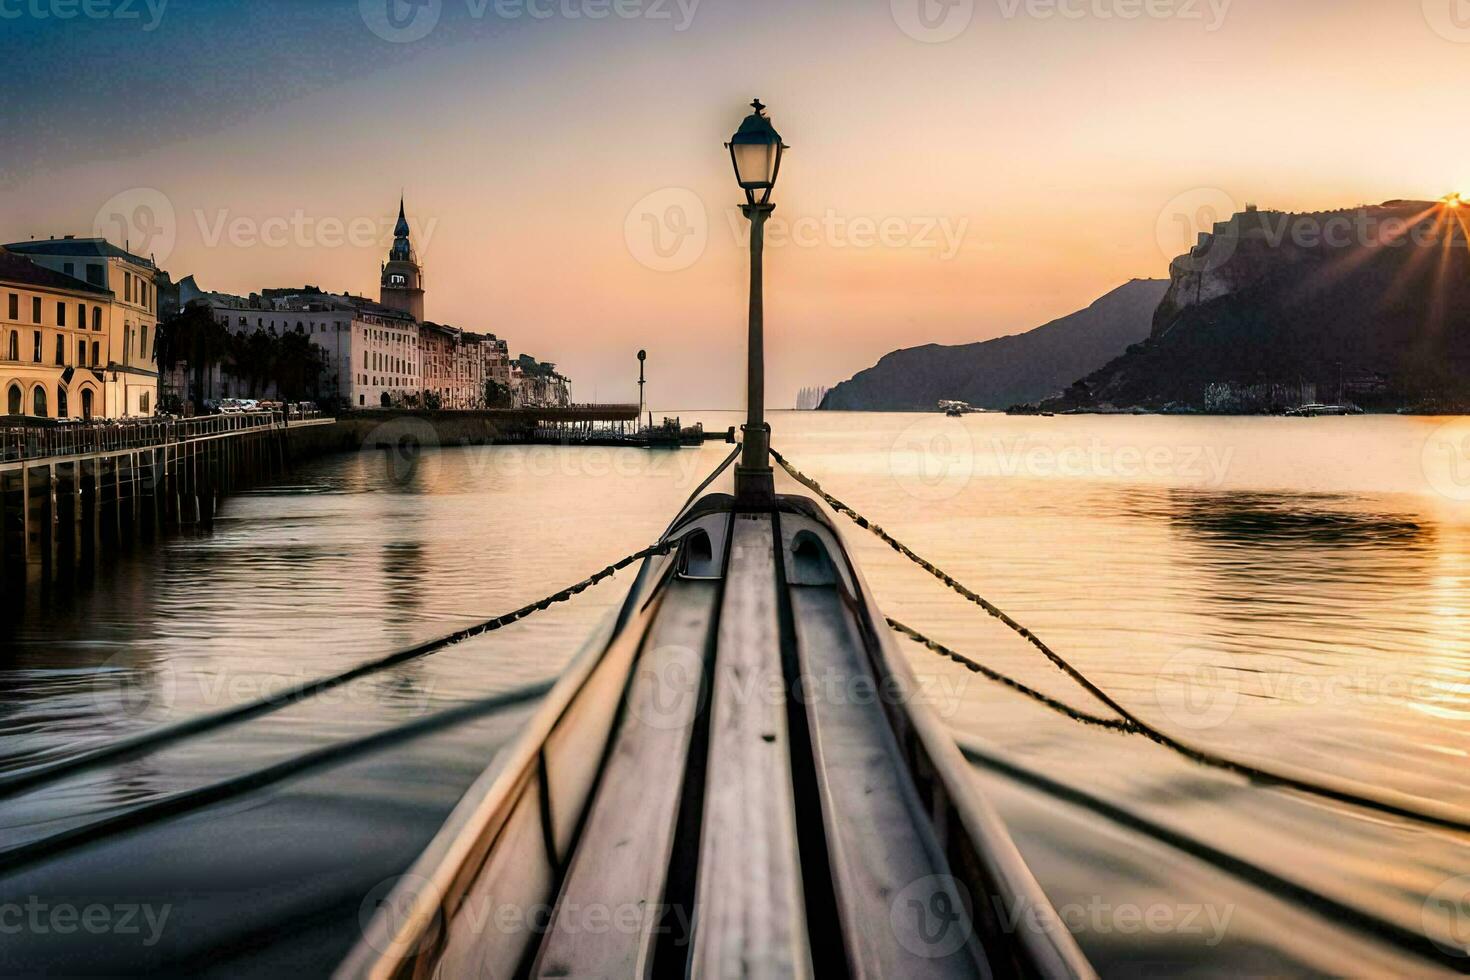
[339,486,1094,980]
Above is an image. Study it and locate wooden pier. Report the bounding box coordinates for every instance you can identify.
[0,412,332,589]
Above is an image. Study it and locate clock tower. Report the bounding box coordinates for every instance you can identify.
[380,197,425,322]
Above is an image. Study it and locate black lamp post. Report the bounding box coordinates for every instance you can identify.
[727,99,788,505]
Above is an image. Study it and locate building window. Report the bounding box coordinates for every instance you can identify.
[124,272,132,303]
[93,307,101,331]
[31,297,40,323]
[78,340,86,366]
[77,303,85,329]
[6,294,15,320]
[6,383,19,415]
[32,331,40,362]
[81,388,93,420]
[64,262,74,277]
[6,332,15,361]
[57,302,66,327]
[92,341,99,365]
[54,335,64,366]
[86,264,104,286]
[140,325,149,359]
[140,392,150,414]
[57,387,68,418]
[32,385,46,417]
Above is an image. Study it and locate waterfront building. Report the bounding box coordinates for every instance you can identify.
[4,237,161,417]
[419,321,481,410]
[0,248,111,419]
[186,285,421,409]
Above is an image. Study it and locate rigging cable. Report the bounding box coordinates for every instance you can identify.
[0,680,555,877]
[771,448,1470,836]
[0,542,672,802]
[0,445,744,803]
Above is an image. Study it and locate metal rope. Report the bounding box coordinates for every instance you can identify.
[773,448,1470,836]
[0,542,672,802]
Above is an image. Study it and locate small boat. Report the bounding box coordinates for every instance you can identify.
[341,482,1092,979]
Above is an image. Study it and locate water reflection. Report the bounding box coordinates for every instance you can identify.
[0,414,1466,974]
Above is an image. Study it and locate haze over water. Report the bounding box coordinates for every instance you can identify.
[1,412,1466,974]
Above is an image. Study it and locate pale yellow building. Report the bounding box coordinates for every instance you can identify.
[0,248,112,419]
[4,237,160,417]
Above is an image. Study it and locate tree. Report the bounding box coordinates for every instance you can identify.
[272,330,326,401]
[484,380,511,408]
[157,304,231,408]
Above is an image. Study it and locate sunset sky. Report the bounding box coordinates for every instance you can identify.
[2,0,1468,407]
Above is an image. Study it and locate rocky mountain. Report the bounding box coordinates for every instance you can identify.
[819,278,1168,411]
[1047,201,1470,412]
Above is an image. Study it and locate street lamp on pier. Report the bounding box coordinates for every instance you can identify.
[727,99,788,505]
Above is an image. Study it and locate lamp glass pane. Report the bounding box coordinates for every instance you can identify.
[734,141,778,187]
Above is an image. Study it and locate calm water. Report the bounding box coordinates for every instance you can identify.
[2,412,1468,975]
